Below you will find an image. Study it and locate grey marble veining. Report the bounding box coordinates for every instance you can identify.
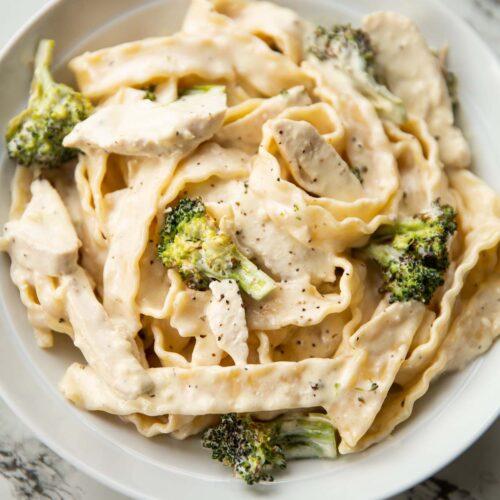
[0,0,499,499]
[0,399,124,500]
[0,401,80,500]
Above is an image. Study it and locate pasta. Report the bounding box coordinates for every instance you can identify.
[1,0,499,477]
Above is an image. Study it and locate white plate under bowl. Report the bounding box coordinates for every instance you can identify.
[0,1,499,499]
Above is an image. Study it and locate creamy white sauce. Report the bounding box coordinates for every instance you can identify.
[63,268,153,399]
[3,180,152,399]
[3,180,80,276]
[207,279,249,365]
[270,118,364,201]
[211,0,305,63]
[363,11,471,168]
[215,85,311,153]
[64,92,227,157]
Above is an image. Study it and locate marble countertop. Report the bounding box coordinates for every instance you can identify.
[0,0,499,499]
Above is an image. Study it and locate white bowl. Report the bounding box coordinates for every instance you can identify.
[0,1,499,499]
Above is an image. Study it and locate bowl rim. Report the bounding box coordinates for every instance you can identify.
[0,1,499,499]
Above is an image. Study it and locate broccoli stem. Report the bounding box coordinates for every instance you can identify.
[277,415,337,460]
[356,241,398,268]
[6,40,55,137]
[32,39,55,95]
[228,251,277,300]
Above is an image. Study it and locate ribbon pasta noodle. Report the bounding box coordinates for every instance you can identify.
[1,0,499,473]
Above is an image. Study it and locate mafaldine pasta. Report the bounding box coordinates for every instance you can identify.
[1,0,499,482]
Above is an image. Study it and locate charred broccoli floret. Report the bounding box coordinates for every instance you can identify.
[5,39,93,167]
[157,198,276,300]
[202,413,337,484]
[356,202,457,304]
[307,25,406,124]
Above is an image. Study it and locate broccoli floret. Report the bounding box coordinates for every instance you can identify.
[356,202,457,304]
[307,25,406,124]
[179,84,226,97]
[5,39,93,167]
[157,198,276,300]
[202,413,337,484]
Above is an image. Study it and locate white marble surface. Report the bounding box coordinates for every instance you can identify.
[0,0,499,499]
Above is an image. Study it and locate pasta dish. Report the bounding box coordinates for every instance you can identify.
[1,0,499,484]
